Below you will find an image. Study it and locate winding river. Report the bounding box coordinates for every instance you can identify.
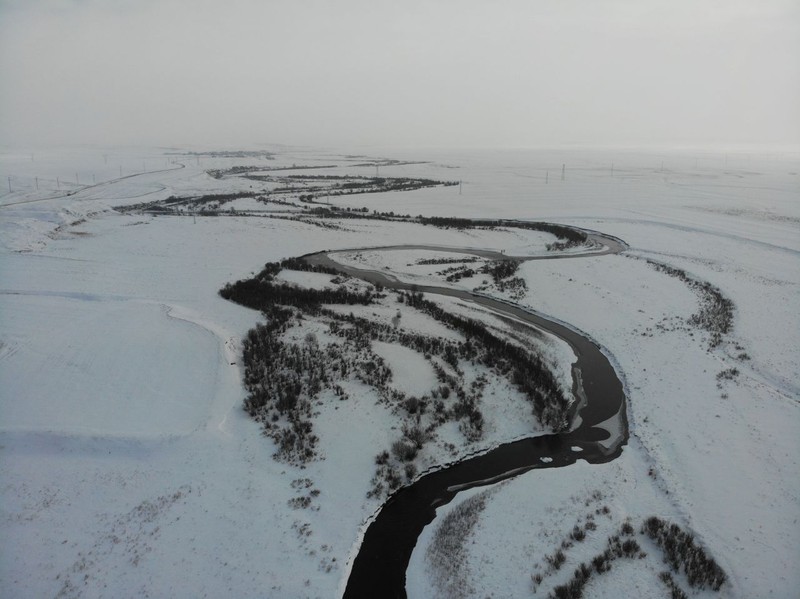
[303,230,629,598]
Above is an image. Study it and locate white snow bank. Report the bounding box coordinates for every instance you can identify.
[0,294,221,435]
[372,341,438,397]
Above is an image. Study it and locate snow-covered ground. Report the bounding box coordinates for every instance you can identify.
[0,145,797,598]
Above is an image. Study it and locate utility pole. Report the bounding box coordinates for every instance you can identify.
[545,171,549,184]
[459,180,462,195]
[35,176,38,190]
[376,165,379,178]
[7,176,10,192]
[561,164,565,181]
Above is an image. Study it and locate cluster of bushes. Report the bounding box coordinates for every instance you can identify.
[532,515,598,591]
[169,191,256,207]
[414,256,480,266]
[716,367,739,382]
[221,279,373,312]
[220,258,374,313]
[287,478,320,510]
[350,158,426,167]
[317,303,491,496]
[400,290,570,431]
[263,175,457,199]
[240,306,321,463]
[186,149,274,159]
[426,491,489,599]
[546,520,646,599]
[372,426,426,496]
[305,206,410,220]
[646,259,734,348]
[452,377,486,441]
[275,256,344,277]
[121,181,591,264]
[239,302,403,465]
[417,217,587,248]
[207,166,269,178]
[436,258,515,281]
[325,307,456,368]
[222,255,570,490]
[436,258,528,298]
[116,192,248,213]
[530,513,726,599]
[222,268,442,472]
[484,260,527,297]
[233,165,338,180]
[117,191,305,215]
[441,264,478,283]
[689,285,733,348]
[641,516,727,590]
[493,276,527,297]
[485,259,519,282]
[337,176,457,194]
[225,260,383,464]
[122,171,459,216]
[659,572,688,599]
[546,240,580,252]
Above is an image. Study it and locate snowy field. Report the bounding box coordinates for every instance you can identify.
[0,145,798,598]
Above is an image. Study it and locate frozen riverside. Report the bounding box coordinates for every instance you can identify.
[304,229,629,598]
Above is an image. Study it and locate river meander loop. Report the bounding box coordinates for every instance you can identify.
[302,228,629,598]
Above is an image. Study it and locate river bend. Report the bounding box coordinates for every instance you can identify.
[303,231,628,598]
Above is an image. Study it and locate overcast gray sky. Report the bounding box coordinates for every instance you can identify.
[1,0,798,149]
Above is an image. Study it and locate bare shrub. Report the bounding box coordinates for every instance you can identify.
[570,525,586,542]
[641,517,727,591]
[403,423,430,449]
[391,440,417,462]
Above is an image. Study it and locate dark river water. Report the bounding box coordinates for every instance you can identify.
[303,232,628,598]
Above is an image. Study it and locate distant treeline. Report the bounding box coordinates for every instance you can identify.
[417,217,587,246]
[115,177,590,254]
[177,150,275,159]
[208,164,337,178]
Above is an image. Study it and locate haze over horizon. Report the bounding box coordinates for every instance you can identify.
[1,0,798,150]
